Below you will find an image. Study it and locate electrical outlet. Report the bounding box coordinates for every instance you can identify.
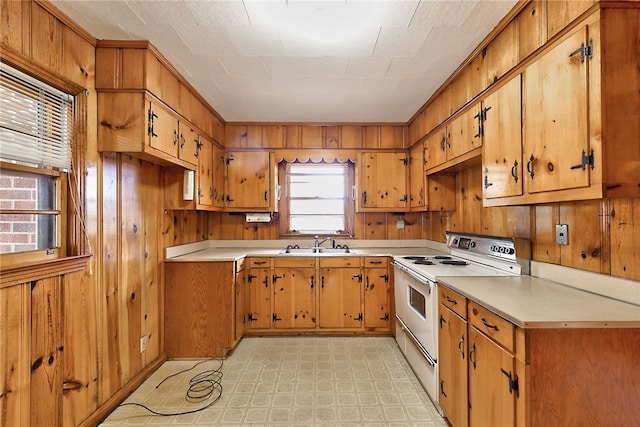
[140,335,147,353]
[396,220,405,229]
[555,224,568,245]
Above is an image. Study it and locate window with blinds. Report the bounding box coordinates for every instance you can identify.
[0,63,74,255]
[281,162,354,236]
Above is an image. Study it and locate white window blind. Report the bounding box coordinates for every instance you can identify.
[0,63,73,170]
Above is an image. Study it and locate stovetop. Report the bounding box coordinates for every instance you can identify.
[392,232,522,281]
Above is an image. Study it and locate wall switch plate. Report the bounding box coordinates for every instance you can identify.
[140,335,147,353]
[555,224,568,245]
[396,220,405,229]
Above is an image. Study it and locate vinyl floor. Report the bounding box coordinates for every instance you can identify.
[99,336,449,426]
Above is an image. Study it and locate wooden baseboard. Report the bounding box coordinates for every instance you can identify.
[78,354,167,427]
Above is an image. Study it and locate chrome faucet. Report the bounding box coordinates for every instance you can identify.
[314,236,335,249]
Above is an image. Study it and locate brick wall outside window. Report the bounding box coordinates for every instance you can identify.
[0,175,38,254]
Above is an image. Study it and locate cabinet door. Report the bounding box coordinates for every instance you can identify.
[468,327,516,427]
[319,268,362,328]
[147,100,179,158]
[178,121,198,167]
[424,129,447,171]
[523,25,590,194]
[438,305,468,427]
[196,136,214,209]
[226,151,271,209]
[212,145,225,208]
[409,143,426,210]
[359,152,408,210]
[272,267,316,329]
[363,267,390,328]
[447,103,482,161]
[248,268,271,329]
[483,76,523,199]
[234,269,247,342]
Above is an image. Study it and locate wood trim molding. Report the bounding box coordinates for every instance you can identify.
[0,254,91,288]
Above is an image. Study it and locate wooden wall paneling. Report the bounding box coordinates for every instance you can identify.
[62,270,99,426]
[363,213,388,239]
[484,18,519,86]
[609,198,640,281]
[437,84,453,124]
[121,48,145,90]
[262,125,285,148]
[94,47,119,89]
[100,152,122,399]
[218,213,245,240]
[324,125,340,148]
[428,175,456,212]
[225,124,246,148]
[242,220,278,240]
[380,125,406,149]
[481,206,509,236]
[301,125,323,149]
[162,167,195,211]
[141,161,162,365]
[363,126,380,149]
[532,203,561,264]
[353,212,366,238]
[0,0,29,55]
[423,211,449,242]
[285,125,302,148]
[468,51,486,103]
[518,0,547,61]
[547,0,594,40]
[245,125,262,148]
[61,25,94,88]
[0,284,30,427]
[558,200,606,274]
[144,50,162,98]
[341,125,363,149]
[30,276,63,427]
[30,2,62,74]
[448,71,468,114]
[451,167,482,234]
[387,212,423,240]
[119,156,144,384]
[508,206,533,239]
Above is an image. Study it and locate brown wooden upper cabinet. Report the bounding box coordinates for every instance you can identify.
[409,142,427,210]
[224,151,277,212]
[484,8,640,205]
[358,151,409,212]
[424,102,482,174]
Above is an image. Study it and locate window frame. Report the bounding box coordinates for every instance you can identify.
[278,160,355,238]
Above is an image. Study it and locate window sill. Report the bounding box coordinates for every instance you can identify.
[0,254,91,289]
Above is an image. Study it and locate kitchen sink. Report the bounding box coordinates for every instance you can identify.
[316,247,355,254]
[278,247,355,255]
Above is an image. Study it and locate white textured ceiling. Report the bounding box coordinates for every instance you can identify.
[50,0,518,123]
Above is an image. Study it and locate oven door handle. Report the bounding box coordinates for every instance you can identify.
[392,261,433,292]
[396,314,437,366]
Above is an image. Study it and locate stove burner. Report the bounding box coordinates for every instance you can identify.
[413,260,435,265]
[403,256,426,260]
[434,255,452,260]
[440,260,468,266]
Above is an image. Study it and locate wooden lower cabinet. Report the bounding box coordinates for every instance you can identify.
[247,262,272,330]
[438,304,468,427]
[319,266,362,328]
[363,257,392,329]
[164,260,241,357]
[439,286,640,427]
[272,257,317,329]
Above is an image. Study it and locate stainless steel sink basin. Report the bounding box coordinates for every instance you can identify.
[278,248,318,254]
[278,247,355,255]
[316,247,355,254]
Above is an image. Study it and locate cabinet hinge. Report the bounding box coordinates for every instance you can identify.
[379,313,390,321]
[225,155,234,165]
[147,109,158,137]
[500,368,520,398]
[570,149,595,171]
[357,313,363,321]
[248,313,257,322]
[569,39,593,63]
[197,188,203,199]
[272,313,282,322]
[400,158,408,165]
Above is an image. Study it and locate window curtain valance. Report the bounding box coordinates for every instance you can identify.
[274,149,358,164]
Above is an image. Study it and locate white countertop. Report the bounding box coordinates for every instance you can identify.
[438,275,640,328]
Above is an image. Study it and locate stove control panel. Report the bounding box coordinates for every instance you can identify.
[446,232,517,261]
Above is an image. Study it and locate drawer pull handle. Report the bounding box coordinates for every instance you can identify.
[458,335,465,359]
[254,261,266,265]
[469,343,477,370]
[445,296,457,305]
[481,317,500,332]
[369,261,383,265]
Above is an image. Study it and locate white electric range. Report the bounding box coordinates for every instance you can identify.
[392,232,522,412]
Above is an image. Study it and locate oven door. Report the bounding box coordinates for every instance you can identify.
[393,262,440,409]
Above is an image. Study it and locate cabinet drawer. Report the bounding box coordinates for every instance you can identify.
[468,302,514,352]
[439,286,467,319]
[363,257,388,268]
[249,257,271,268]
[319,256,360,268]
[273,257,316,268]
